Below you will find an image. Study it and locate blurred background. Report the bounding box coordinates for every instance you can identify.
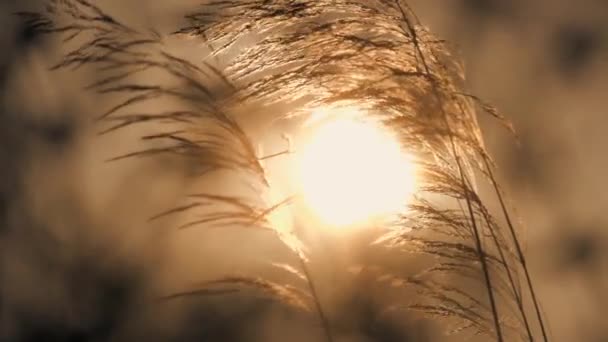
[0,0,606,341]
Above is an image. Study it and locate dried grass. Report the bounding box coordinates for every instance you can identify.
[18,1,549,341]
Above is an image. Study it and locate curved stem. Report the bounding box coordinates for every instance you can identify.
[456,157,504,342]
[478,195,534,341]
[483,156,549,342]
[393,2,504,339]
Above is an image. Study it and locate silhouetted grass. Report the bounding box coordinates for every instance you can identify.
[16,1,549,341]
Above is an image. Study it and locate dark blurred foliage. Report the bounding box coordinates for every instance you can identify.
[0,2,124,341]
[553,25,601,77]
[13,262,140,342]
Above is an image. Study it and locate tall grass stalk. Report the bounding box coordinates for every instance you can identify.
[393,2,503,340]
[483,156,550,342]
[17,0,549,341]
[297,257,334,342]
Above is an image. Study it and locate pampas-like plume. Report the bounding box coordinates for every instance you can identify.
[18,0,548,341]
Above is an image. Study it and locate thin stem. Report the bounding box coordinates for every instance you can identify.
[297,257,334,342]
[258,149,291,161]
[393,2,504,339]
[479,202,535,341]
[457,157,504,342]
[483,156,549,342]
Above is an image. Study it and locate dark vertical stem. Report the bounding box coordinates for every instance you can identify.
[297,257,334,342]
[393,2,504,339]
[456,157,504,342]
[483,156,549,342]
[479,205,535,341]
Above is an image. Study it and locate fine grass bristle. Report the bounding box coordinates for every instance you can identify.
[18,1,549,341]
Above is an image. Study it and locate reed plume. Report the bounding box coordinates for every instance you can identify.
[17,0,549,341]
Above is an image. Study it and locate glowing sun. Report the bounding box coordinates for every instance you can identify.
[296,109,417,227]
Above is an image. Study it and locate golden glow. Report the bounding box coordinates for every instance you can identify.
[296,108,417,227]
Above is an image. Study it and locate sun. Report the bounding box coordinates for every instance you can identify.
[295,108,417,228]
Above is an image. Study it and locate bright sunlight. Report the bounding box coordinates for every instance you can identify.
[296,108,417,227]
